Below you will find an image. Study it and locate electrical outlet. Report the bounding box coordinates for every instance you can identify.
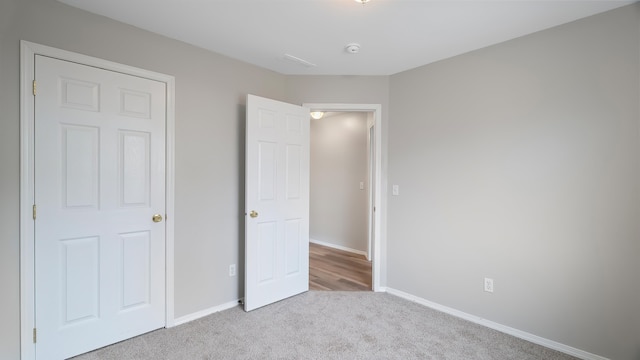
[484,278,494,293]
[229,264,236,277]
[392,185,399,196]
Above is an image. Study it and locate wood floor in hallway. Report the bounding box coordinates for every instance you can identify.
[309,242,372,291]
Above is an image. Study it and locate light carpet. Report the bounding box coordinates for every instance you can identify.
[73,291,579,359]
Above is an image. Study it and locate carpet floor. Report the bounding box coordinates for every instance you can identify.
[72,291,579,360]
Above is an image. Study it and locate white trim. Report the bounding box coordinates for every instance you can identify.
[385,288,610,360]
[172,300,241,327]
[19,41,176,359]
[366,121,375,262]
[309,238,368,258]
[19,40,36,360]
[164,61,177,329]
[303,103,384,292]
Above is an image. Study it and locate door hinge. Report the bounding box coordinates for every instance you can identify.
[33,328,37,343]
[32,204,36,220]
[32,80,37,96]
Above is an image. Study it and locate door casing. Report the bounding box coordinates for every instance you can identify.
[303,103,384,291]
[19,41,176,360]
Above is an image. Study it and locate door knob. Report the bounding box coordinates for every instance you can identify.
[249,210,258,218]
[152,214,163,223]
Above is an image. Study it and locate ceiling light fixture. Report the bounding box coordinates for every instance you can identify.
[310,111,324,120]
[354,0,371,4]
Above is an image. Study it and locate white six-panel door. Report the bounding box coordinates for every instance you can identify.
[244,95,310,312]
[34,55,166,359]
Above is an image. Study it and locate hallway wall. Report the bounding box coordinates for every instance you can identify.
[310,112,369,253]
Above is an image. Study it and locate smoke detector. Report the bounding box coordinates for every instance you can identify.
[345,43,361,54]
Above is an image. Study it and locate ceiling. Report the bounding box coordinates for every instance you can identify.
[57,0,634,76]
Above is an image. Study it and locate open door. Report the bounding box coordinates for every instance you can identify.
[244,94,310,311]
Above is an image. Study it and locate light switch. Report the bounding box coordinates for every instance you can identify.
[359,182,364,190]
[392,185,399,196]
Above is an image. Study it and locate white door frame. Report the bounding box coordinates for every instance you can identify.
[303,103,383,291]
[19,41,176,360]
[367,122,375,262]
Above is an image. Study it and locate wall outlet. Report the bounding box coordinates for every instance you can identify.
[229,264,236,277]
[392,185,399,196]
[484,277,494,293]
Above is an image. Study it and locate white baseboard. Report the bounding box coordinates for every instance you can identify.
[384,288,609,360]
[172,299,242,327]
[310,238,368,258]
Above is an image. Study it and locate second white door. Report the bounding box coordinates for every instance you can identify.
[244,94,310,312]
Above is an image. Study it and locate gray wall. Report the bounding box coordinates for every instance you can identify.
[310,112,369,252]
[388,5,640,360]
[0,0,288,358]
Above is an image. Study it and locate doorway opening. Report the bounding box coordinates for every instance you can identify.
[309,111,372,291]
[303,103,382,292]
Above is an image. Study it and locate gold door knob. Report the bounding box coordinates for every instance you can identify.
[152,214,163,223]
[249,210,258,218]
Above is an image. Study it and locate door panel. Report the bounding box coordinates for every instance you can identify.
[120,231,151,309]
[60,236,100,325]
[245,95,310,311]
[119,131,151,206]
[62,125,100,208]
[284,219,302,275]
[285,145,302,199]
[35,55,166,359]
[258,141,277,200]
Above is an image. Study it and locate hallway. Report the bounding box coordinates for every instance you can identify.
[309,242,372,291]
